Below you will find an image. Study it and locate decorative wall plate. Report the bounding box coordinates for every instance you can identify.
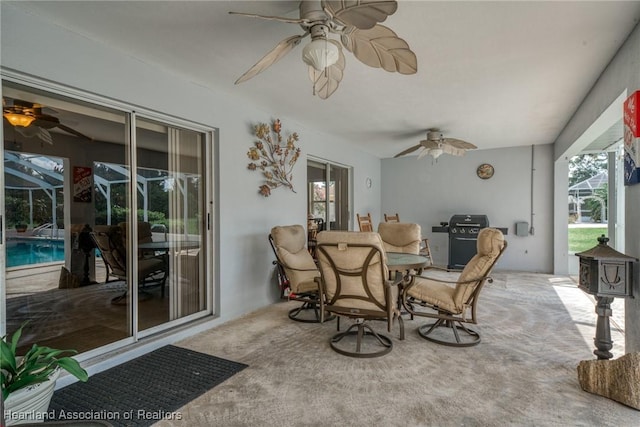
[477,163,494,179]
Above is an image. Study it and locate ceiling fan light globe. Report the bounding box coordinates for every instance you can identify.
[429,148,444,159]
[302,38,339,71]
[3,113,35,127]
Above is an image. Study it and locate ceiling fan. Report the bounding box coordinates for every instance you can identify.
[230,0,417,99]
[3,98,91,144]
[394,129,478,160]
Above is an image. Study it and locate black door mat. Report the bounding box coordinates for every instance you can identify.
[49,345,248,427]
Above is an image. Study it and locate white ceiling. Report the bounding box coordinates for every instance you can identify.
[8,1,640,158]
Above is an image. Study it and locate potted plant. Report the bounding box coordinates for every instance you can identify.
[14,222,28,233]
[1,323,89,425]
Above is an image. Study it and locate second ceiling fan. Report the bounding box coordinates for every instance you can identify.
[3,98,91,144]
[394,129,477,160]
[230,0,417,99]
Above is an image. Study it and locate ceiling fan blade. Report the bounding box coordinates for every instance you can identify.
[31,115,59,130]
[416,147,431,160]
[14,125,39,138]
[56,123,91,140]
[308,40,345,99]
[235,34,307,85]
[394,144,422,158]
[37,128,53,145]
[228,11,310,25]
[322,0,397,30]
[442,138,478,150]
[441,143,467,157]
[14,125,54,144]
[341,25,417,74]
[420,139,439,149]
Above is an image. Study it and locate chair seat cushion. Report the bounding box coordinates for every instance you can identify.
[406,277,458,314]
[138,257,166,279]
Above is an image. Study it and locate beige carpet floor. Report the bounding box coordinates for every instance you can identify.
[152,272,635,427]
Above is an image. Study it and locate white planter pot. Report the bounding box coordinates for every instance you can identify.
[4,369,60,426]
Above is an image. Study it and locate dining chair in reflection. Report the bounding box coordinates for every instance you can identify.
[91,225,167,303]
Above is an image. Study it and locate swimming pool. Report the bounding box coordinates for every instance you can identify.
[6,238,65,268]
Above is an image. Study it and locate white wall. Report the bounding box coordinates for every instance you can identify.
[0,5,381,327]
[381,144,554,273]
[553,20,640,352]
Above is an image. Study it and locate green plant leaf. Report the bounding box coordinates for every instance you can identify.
[0,339,17,373]
[40,348,76,362]
[1,320,88,399]
[55,357,88,382]
[22,343,41,362]
[9,323,25,354]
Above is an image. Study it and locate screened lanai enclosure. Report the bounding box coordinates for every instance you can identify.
[5,153,201,264]
[1,79,215,357]
[568,171,608,223]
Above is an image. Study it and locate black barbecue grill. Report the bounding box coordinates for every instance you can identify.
[446,214,490,269]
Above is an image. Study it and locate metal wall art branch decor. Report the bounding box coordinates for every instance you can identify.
[247,119,301,197]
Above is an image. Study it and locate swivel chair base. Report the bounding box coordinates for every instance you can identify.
[288,300,335,323]
[330,321,393,358]
[418,318,481,347]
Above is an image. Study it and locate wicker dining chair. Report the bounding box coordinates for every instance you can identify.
[356,213,374,232]
[383,213,400,223]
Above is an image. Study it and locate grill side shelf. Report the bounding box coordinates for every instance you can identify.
[432,226,508,234]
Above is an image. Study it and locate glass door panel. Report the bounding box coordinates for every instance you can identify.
[329,164,349,230]
[308,161,327,221]
[307,159,350,231]
[2,81,131,353]
[135,118,206,332]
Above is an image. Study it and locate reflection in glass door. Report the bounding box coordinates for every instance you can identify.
[135,118,206,333]
[2,80,131,353]
[2,79,212,355]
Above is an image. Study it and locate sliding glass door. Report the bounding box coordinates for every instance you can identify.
[3,81,132,353]
[1,78,213,354]
[135,118,206,333]
[307,158,351,230]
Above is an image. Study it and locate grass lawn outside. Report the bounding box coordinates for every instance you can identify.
[568,226,608,253]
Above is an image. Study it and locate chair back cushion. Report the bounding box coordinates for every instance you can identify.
[117,221,153,243]
[316,231,389,312]
[378,222,421,254]
[270,225,319,293]
[118,222,155,258]
[454,228,505,308]
[92,225,127,276]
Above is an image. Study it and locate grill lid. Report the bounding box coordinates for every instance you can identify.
[449,214,489,228]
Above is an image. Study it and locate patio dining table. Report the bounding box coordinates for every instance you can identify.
[386,252,431,311]
[386,252,431,273]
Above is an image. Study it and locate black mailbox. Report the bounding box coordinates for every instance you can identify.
[575,235,636,298]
